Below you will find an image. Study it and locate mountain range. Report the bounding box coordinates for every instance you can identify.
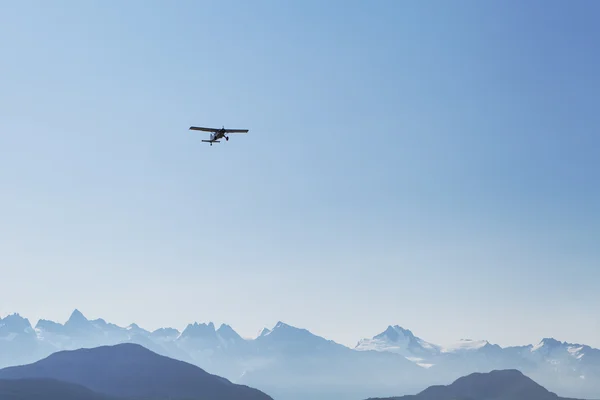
[1,310,598,400]
[0,343,586,400]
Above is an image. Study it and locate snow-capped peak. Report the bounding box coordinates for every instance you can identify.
[532,338,563,352]
[274,321,291,330]
[374,325,416,341]
[356,325,440,358]
[259,321,296,336]
[268,321,312,336]
[257,327,271,338]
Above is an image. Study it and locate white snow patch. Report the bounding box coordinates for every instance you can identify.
[441,339,488,353]
[417,362,434,369]
[531,341,545,352]
[0,333,17,341]
[568,346,583,355]
[559,346,585,360]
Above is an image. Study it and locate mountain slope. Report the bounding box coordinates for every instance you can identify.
[0,343,272,400]
[0,378,116,400]
[367,369,577,400]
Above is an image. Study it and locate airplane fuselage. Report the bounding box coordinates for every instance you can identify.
[211,129,226,141]
[207,129,228,145]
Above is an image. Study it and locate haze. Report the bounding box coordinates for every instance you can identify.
[1,0,599,349]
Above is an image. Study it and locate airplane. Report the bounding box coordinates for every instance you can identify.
[189,125,249,146]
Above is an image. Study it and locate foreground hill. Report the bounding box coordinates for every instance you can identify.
[0,343,272,400]
[367,369,580,400]
[0,378,115,400]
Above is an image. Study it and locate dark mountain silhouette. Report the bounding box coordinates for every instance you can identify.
[0,378,116,400]
[414,370,561,400]
[0,343,272,400]
[366,369,584,400]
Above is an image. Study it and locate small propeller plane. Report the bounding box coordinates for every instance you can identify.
[189,125,249,146]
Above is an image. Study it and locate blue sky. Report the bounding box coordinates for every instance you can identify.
[1,0,598,348]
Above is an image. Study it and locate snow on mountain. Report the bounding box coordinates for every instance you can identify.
[256,327,271,338]
[356,325,440,365]
[258,321,308,339]
[531,338,565,354]
[528,337,600,367]
[441,339,491,353]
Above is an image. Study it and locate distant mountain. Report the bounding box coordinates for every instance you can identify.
[440,339,492,353]
[238,321,427,400]
[0,343,272,400]
[0,313,53,367]
[357,326,600,399]
[0,378,115,400]
[366,369,580,400]
[356,325,440,366]
[2,309,600,400]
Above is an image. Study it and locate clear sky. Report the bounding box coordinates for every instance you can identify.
[1,0,599,349]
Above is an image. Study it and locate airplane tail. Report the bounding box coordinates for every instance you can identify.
[201,140,220,144]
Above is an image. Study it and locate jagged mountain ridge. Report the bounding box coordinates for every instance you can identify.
[1,310,599,400]
[356,324,598,368]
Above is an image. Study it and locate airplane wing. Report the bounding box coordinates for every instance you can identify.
[223,129,249,134]
[189,126,220,132]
